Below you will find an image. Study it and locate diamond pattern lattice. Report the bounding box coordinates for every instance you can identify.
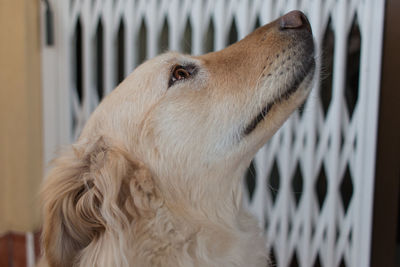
[43,0,385,266]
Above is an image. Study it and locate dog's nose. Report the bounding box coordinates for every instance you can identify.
[280,10,311,32]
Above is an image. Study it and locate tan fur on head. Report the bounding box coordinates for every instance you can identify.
[41,11,315,267]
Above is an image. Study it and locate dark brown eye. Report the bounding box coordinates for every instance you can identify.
[173,66,190,80]
[168,64,197,88]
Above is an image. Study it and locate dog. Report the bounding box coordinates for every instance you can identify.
[40,10,315,267]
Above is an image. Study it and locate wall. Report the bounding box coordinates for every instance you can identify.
[0,0,42,235]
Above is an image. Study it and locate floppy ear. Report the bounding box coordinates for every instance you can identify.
[41,137,160,267]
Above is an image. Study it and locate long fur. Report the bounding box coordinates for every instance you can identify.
[41,137,162,266]
[41,137,266,267]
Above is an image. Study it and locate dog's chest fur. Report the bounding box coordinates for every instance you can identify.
[79,205,268,267]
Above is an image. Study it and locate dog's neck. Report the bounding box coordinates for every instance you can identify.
[123,167,266,267]
[154,162,248,226]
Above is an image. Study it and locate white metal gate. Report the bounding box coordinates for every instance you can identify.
[40,0,385,266]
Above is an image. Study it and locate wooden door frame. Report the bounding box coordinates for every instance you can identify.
[370,0,400,266]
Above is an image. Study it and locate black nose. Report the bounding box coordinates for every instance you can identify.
[280,10,311,32]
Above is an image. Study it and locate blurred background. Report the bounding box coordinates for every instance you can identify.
[0,0,398,266]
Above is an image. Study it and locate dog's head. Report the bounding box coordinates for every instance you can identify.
[42,11,315,266]
[82,10,314,179]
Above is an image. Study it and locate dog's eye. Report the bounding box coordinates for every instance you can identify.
[173,66,190,80]
[169,65,192,87]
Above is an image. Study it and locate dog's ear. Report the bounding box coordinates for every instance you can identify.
[41,137,160,267]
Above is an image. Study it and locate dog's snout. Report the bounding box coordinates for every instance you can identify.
[279,10,311,32]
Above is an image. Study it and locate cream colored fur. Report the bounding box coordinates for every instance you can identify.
[40,13,315,267]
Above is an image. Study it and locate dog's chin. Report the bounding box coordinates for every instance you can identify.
[243,59,315,136]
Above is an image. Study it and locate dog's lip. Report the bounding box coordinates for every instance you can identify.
[243,57,315,136]
[243,104,273,136]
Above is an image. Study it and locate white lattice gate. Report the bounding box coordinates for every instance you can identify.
[40,0,385,266]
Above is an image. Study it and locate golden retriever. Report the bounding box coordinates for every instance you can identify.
[40,10,315,267]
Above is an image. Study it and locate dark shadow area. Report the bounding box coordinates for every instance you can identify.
[117,19,125,84]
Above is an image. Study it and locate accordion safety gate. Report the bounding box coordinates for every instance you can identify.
[40,0,385,266]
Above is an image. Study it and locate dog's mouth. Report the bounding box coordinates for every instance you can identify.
[243,56,315,136]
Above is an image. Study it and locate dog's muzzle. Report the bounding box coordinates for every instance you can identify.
[243,11,315,136]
